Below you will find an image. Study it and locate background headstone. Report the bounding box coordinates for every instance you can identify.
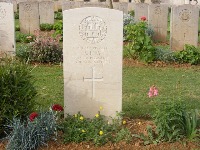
[83,2,109,8]
[39,1,54,24]
[62,1,84,11]
[19,1,39,34]
[0,2,15,56]
[170,4,199,51]
[134,3,148,22]
[113,2,128,14]
[63,7,123,118]
[148,4,168,42]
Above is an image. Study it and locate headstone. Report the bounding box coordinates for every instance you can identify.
[12,0,17,12]
[148,4,168,42]
[128,2,135,12]
[113,2,128,14]
[54,0,58,12]
[19,2,39,34]
[134,3,148,22]
[0,2,15,56]
[170,4,199,50]
[63,7,123,119]
[39,1,54,24]
[62,1,84,11]
[83,2,109,8]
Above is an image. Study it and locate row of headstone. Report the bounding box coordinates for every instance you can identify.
[19,1,54,34]
[0,2,15,56]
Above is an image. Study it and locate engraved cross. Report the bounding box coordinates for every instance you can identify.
[83,67,103,99]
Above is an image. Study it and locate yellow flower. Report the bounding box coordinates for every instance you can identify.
[95,114,99,118]
[138,122,141,125]
[122,120,126,125]
[74,114,77,118]
[99,131,103,135]
[100,106,103,110]
[82,129,85,133]
[80,116,84,120]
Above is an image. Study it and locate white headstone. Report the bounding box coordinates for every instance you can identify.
[134,3,148,22]
[113,2,128,14]
[83,2,109,8]
[148,4,168,42]
[39,1,54,24]
[0,2,15,56]
[62,1,84,11]
[170,4,199,50]
[63,7,123,119]
[19,2,39,34]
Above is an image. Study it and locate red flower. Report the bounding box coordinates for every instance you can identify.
[29,112,38,122]
[52,104,63,111]
[141,16,146,21]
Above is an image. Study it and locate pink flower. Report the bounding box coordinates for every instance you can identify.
[148,85,158,98]
[29,112,38,122]
[52,104,64,111]
[141,16,146,21]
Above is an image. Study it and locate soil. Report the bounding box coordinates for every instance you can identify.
[0,60,200,150]
[0,118,199,150]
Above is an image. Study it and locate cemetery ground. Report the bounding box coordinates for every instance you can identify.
[1,59,200,149]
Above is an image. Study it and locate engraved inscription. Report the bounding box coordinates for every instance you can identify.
[154,6,161,15]
[179,9,191,22]
[79,16,107,44]
[74,46,110,64]
[23,4,32,12]
[0,6,6,19]
[83,67,103,99]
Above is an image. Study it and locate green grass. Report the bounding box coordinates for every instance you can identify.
[31,64,200,118]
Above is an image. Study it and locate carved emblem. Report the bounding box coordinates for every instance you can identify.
[23,4,32,12]
[79,16,107,44]
[179,9,191,22]
[0,6,6,19]
[154,6,161,15]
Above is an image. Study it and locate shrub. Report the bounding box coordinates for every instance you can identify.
[53,20,63,40]
[6,105,62,150]
[175,44,200,65]
[16,44,31,62]
[153,100,186,142]
[14,12,19,19]
[154,47,176,63]
[62,111,131,146]
[124,17,155,63]
[54,12,62,20]
[0,59,37,136]
[40,23,54,31]
[15,25,20,31]
[15,32,34,43]
[29,29,62,63]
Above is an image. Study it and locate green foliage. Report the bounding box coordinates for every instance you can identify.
[0,59,37,135]
[54,12,63,20]
[40,23,54,31]
[53,20,63,40]
[175,44,200,65]
[154,47,176,63]
[14,12,19,19]
[62,111,131,146]
[6,109,58,150]
[16,44,31,62]
[183,109,200,140]
[153,100,186,142]
[124,21,155,63]
[15,32,34,43]
[15,25,20,31]
[128,10,135,17]
[29,30,62,63]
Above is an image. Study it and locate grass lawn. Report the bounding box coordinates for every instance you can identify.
[31,64,200,118]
